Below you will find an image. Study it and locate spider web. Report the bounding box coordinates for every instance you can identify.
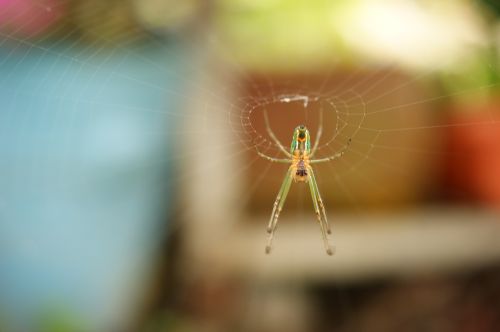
[218,67,493,213]
[0,0,496,211]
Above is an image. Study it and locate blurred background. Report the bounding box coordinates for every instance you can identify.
[0,0,499,331]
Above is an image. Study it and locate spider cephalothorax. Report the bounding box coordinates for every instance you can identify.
[291,125,311,153]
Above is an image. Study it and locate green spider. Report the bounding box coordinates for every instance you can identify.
[257,111,351,256]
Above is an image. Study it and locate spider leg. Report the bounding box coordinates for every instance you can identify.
[256,148,290,163]
[310,138,352,164]
[309,167,331,234]
[266,167,294,254]
[308,167,334,255]
[310,107,323,158]
[264,109,292,158]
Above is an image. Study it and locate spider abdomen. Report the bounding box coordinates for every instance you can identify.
[293,159,309,182]
[296,169,308,177]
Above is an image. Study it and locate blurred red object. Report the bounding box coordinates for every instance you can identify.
[444,100,500,210]
[0,0,63,38]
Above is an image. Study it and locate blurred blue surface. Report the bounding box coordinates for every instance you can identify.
[0,43,186,330]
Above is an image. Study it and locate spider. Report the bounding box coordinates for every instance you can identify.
[257,110,351,256]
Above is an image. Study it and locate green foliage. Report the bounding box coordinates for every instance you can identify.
[38,308,86,332]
